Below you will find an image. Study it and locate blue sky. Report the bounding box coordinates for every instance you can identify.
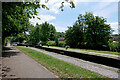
[29,0,119,34]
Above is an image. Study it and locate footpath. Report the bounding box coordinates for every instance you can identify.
[2,46,57,78]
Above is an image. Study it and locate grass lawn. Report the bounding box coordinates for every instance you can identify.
[16,46,111,79]
[48,46,120,55]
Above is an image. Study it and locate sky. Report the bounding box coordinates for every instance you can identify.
[29,0,119,34]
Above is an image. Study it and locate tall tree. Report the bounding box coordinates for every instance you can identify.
[65,12,111,49]
[40,22,51,45]
[49,24,56,41]
[29,26,41,45]
[65,25,84,48]
[84,12,111,49]
[2,2,42,45]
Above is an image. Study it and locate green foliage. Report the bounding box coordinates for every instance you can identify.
[29,26,41,45]
[54,32,66,46]
[48,24,56,41]
[65,12,111,50]
[14,33,28,43]
[29,22,56,45]
[47,41,56,46]
[108,41,119,52]
[39,22,51,45]
[4,36,13,46]
[55,36,59,46]
[65,14,85,48]
[2,1,75,46]
[65,25,84,48]
[58,41,66,47]
[56,32,65,38]
[2,2,42,45]
[47,41,66,47]
[84,12,111,49]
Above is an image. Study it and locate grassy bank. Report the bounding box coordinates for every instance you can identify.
[47,46,120,55]
[16,46,110,79]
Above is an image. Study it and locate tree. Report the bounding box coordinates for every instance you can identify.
[2,1,75,46]
[40,22,51,45]
[65,12,112,49]
[65,25,84,48]
[49,24,56,41]
[12,33,29,43]
[2,2,42,45]
[29,26,41,45]
[84,12,111,49]
[56,32,65,38]
[55,36,59,46]
[65,14,86,48]
[29,22,56,45]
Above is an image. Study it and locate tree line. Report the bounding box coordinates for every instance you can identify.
[12,12,116,51]
[2,2,120,51]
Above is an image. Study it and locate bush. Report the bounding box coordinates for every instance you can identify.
[47,41,56,46]
[58,41,66,47]
[108,41,119,52]
[47,41,66,47]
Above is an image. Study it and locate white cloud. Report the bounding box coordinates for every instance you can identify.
[108,22,118,28]
[29,15,56,26]
[40,0,119,14]
[39,14,56,21]
[40,0,62,14]
[55,26,67,32]
[94,2,117,18]
[50,23,67,32]
[49,1,71,14]
[92,2,112,11]
[40,0,73,14]
[49,8,59,14]
[107,22,118,34]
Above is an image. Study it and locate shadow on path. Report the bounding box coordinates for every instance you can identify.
[2,46,19,58]
[2,46,18,78]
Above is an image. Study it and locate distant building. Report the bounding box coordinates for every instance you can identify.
[110,34,119,41]
[58,37,65,41]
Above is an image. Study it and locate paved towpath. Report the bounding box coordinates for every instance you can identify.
[2,46,57,78]
[25,46,119,79]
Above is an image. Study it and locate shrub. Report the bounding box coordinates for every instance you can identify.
[108,41,119,52]
[58,41,66,47]
[47,41,66,47]
[47,41,56,46]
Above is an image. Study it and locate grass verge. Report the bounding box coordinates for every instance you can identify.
[48,46,120,55]
[16,46,111,79]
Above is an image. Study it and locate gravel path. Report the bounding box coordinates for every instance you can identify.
[2,46,57,78]
[26,46,119,78]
